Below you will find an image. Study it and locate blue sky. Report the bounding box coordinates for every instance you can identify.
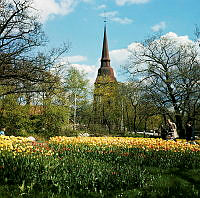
[32,0,200,83]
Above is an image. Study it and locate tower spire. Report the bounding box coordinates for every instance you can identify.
[95,25,116,83]
[101,25,110,67]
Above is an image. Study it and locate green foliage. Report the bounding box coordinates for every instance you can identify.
[64,66,91,127]
[93,76,121,133]
[0,94,32,135]
[39,99,70,137]
[0,89,70,137]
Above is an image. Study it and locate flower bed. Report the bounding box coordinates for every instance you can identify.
[0,135,53,156]
[49,136,200,152]
[0,135,200,197]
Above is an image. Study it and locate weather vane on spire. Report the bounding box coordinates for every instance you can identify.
[103,10,107,25]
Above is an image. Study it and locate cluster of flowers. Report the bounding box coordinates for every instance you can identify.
[49,136,200,152]
[0,135,53,156]
[1,135,200,155]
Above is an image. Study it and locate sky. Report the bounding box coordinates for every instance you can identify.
[31,0,200,83]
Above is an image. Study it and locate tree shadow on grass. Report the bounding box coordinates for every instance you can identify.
[138,168,200,198]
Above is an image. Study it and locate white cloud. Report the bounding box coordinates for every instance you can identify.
[162,32,189,41]
[109,48,131,81]
[99,11,118,18]
[72,64,97,74]
[99,11,133,25]
[162,32,200,55]
[115,0,150,6]
[82,0,92,3]
[110,48,130,66]
[112,17,133,24]
[96,4,107,9]
[67,51,130,84]
[32,0,91,22]
[126,32,198,77]
[72,64,98,84]
[161,32,194,47]
[61,32,195,83]
[32,0,78,22]
[128,42,144,51]
[59,56,98,84]
[109,32,195,81]
[151,21,166,32]
[64,55,88,63]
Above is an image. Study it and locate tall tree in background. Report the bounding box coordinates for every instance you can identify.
[117,82,139,132]
[93,76,121,133]
[125,33,200,137]
[64,66,90,129]
[118,82,161,133]
[39,80,70,137]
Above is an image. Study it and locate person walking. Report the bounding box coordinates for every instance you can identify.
[185,121,195,144]
[160,124,168,140]
[0,128,5,135]
[167,119,179,140]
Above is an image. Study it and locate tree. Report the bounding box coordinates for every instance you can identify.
[118,82,142,132]
[0,0,70,136]
[0,0,69,97]
[117,82,162,133]
[0,78,71,137]
[64,66,90,129]
[0,93,31,135]
[125,33,200,137]
[0,0,45,59]
[39,82,70,137]
[93,76,121,133]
